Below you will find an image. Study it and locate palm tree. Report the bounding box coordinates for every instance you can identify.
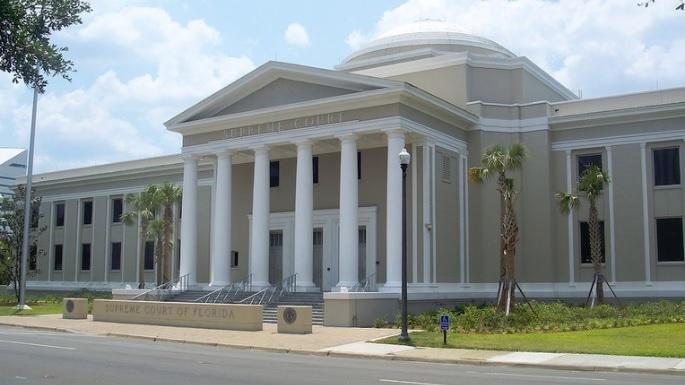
[121,185,160,289]
[469,143,527,314]
[147,183,182,285]
[555,164,610,306]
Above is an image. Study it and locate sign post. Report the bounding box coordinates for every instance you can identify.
[439,314,450,345]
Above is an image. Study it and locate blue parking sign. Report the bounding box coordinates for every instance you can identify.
[440,315,449,331]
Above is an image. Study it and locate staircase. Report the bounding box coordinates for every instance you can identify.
[168,290,324,325]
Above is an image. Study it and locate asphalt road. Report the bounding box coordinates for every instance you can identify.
[0,325,682,385]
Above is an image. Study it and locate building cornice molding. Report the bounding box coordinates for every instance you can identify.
[551,128,685,151]
[476,116,549,133]
[549,102,685,130]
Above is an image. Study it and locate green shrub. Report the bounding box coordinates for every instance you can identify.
[401,300,685,334]
[373,318,387,328]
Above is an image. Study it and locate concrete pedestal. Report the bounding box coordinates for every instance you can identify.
[277,305,312,334]
[63,298,88,319]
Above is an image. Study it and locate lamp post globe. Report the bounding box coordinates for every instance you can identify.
[398,148,410,342]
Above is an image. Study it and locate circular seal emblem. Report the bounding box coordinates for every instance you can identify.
[65,300,74,313]
[283,307,297,324]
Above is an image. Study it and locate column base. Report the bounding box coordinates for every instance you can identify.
[250,281,271,291]
[379,281,402,293]
[209,281,232,288]
[296,281,320,292]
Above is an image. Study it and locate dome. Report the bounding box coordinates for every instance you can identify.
[340,21,515,69]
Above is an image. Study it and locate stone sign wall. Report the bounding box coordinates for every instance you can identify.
[92,300,263,331]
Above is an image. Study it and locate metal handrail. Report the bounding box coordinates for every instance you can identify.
[131,273,190,301]
[193,278,252,304]
[350,272,377,292]
[238,273,297,305]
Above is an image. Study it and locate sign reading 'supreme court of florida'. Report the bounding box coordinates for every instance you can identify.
[92,300,263,331]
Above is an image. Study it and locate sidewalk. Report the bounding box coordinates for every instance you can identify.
[1,314,684,376]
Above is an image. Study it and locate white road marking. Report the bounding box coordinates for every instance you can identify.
[0,339,75,351]
[379,379,446,385]
[464,370,606,382]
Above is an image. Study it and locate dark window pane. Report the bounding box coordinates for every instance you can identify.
[112,199,123,223]
[30,205,39,229]
[578,154,602,177]
[29,245,37,270]
[81,243,91,271]
[111,242,122,270]
[144,241,155,270]
[55,203,65,227]
[657,218,684,262]
[579,221,605,264]
[654,148,680,186]
[312,156,319,184]
[232,251,239,268]
[270,161,280,187]
[83,201,93,225]
[54,245,63,271]
[357,151,361,180]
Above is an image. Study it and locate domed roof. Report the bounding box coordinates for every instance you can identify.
[340,21,515,69]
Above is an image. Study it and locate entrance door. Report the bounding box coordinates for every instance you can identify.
[312,229,323,290]
[358,226,367,282]
[268,231,283,285]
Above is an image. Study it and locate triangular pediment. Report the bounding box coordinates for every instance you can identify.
[165,61,403,128]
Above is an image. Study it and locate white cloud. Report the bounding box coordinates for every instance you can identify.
[346,0,685,97]
[284,23,310,47]
[0,6,256,173]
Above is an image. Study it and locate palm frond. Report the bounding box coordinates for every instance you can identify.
[555,192,580,214]
[506,143,527,170]
[469,167,489,183]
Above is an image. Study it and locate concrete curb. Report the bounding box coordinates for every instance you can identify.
[1,321,683,376]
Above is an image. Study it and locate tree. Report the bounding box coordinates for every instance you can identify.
[0,0,92,92]
[146,183,182,286]
[0,186,46,302]
[469,143,527,314]
[121,186,160,289]
[555,165,611,306]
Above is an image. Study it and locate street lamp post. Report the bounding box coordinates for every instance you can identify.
[398,148,411,342]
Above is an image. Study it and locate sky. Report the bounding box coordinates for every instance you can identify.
[0,0,683,173]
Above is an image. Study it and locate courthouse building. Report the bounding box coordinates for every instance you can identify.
[20,26,685,313]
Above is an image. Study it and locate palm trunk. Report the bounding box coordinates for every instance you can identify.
[154,237,163,286]
[588,200,604,304]
[137,221,146,289]
[163,205,173,285]
[496,175,519,313]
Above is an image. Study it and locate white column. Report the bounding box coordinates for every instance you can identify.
[422,143,431,284]
[47,201,54,281]
[385,129,405,288]
[250,146,271,288]
[104,196,112,283]
[210,150,233,287]
[464,150,470,284]
[294,140,316,290]
[565,150,575,285]
[179,155,199,285]
[337,134,359,288]
[606,146,617,283]
[640,143,652,284]
[459,154,466,284]
[411,143,418,284]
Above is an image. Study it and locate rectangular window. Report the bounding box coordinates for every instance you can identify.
[144,241,155,270]
[55,203,65,227]
[83,200,93,225]
[29,245,37,270]
[30,205,39,229]
[231,251,239,268]
[578,154,602,177]
[111,242,122,270]
[653,148,680,186]
[269,161,280,188]
[112,198,123,223]
[357,151,362,180]
[441,153,451,183]
[579,221,605,264]
[656,217,684,262]
[54,244,63,271]
[312,156,319,184]
[81,243,91,271]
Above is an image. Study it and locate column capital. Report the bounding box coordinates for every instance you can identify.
[250,144,270,154]
[335,133,358,142]
[182,153,201,162]
[382,128,406,139]
[214,148,233,158]
[292,138,313,147]
[640,142,647,149]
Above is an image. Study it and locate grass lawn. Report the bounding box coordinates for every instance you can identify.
[381,323,685,358]
[0,303,64,316]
